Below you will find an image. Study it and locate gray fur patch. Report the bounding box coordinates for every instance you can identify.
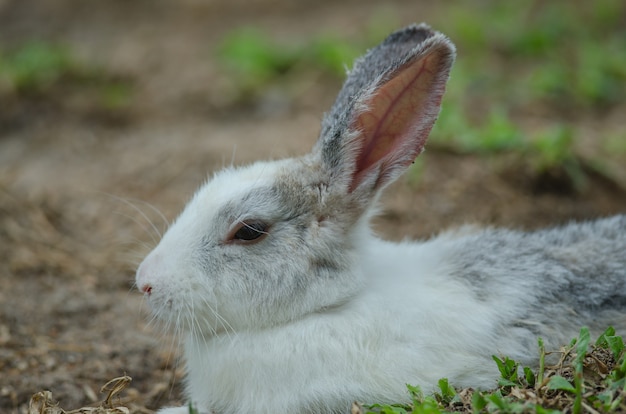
[446,215,626,340]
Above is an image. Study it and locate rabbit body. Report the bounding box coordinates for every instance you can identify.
[145,163,626,414]
[136,24,626,414]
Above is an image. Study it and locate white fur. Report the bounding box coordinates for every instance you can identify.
[181,237,504,414]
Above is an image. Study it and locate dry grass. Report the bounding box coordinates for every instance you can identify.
[29,376,132,414]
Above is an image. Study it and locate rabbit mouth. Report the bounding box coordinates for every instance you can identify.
[148,296,235,339]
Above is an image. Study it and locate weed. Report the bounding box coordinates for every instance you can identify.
[215,27,362,90]
[357,327,626,414]
[433,379,457,406]
[0,41,73,93]
[210,1,626,191]
[214,1,625,191]
[492,355,521,388]
[0,41,134,121]
[527,125,587,191]
[431,105,524,154]
[216,28,298,88]
[213,16,397,102]
[96,79,134,111]
[307,34,360,77]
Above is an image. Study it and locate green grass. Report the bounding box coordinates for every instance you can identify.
[215,12,408,85]
[215,1,626,111]
[0,41,134,113]
[442,1,626,109]
[0,41,73,93]
[431,0,626,185]
[213,0,626,189]
[214,26,365,102]
[9,7,618,186]
[361,327,626,413]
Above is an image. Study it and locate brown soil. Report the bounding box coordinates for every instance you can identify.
[1,1,624,413]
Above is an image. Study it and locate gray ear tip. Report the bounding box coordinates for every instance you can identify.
[383,23,435,46]
[426,32,457,59]
[384,23,456,57]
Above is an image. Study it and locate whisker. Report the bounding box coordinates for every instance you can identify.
[100,192,167,240]
[113,210,160,245]
[117,252,146,264]
[230,144,238,167]
[132,197,171,229]
[200,297,236,347]
[118,237,156,251]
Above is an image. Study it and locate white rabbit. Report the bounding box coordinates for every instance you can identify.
[135,24,626,414]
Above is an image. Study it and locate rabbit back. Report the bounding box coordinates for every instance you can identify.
[437,215,626,354]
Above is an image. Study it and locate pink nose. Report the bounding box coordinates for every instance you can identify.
[136,257,155,296]
[137,251,164,296]
[140,284,153,295]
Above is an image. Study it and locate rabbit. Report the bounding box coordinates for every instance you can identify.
[135,23,626,414]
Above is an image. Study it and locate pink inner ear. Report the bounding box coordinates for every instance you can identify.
[349,51,447,192]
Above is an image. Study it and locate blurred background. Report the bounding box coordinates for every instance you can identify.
[1,0,625,412]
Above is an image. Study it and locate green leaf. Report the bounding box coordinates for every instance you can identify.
[436,378,456,404]
[596,327,624,360]
[365,404,411,414]
[492,355,519,383]
[471,392,488,411]
[605,336,625,360]
[575,327,591,368]
[485,391,509,409]
[497,378,518,388]
[547,375,576,392]
[524,366,536,387]
[596,326,616,346]
[406,383,424,403]
[382,407,408,414]
[535,406,563,414]
[537,337,546,387]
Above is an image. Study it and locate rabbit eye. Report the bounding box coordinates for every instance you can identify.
[231,220,269,243]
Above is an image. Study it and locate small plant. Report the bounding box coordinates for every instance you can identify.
[216,28,299,87]
[92,79,132,111]
[492,355,521,388]
[0,40,135,122]
[527,125,588,191]
[215,27,362,86]
[365,383,451,414]
[214,18,396,102]
[432,104,524,154]
[528,38,626,110]
[358,327,625,413]
[0,41,74,93]
[307,34,361,77]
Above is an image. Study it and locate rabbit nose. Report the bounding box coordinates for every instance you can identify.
[136,256,155,295]
[137,251,166,296]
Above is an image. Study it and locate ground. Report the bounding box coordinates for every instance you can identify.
[1,1,625,413]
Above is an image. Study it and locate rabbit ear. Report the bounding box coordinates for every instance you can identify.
[316,24,455,195]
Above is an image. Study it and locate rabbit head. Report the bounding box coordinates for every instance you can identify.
[136,24,455,337]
